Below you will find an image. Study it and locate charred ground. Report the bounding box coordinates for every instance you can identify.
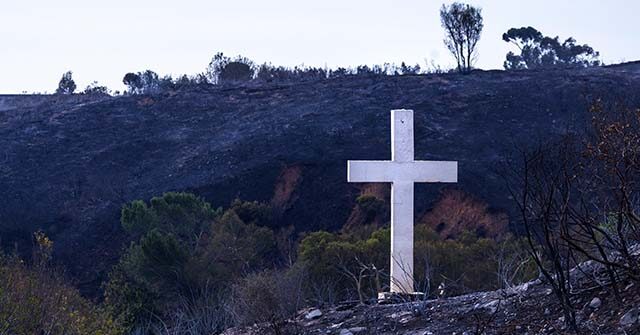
[2,63,640,293]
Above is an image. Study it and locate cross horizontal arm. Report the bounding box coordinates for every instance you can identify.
[347,160,458,183]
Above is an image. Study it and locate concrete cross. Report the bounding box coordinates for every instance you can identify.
[347,109,458,293]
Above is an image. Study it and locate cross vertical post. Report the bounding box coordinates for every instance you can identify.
[347,109,458,294]
[390,109,415,293]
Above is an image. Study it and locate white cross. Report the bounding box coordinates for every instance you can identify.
[347,109,458,293]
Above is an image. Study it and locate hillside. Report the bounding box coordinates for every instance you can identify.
[2,64,640,293]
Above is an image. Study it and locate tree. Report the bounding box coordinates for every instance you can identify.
[440,2,483,74]
[505,102,640,331]
[122,70,164,94]
[207,52,255,84]
[107,193,278,331]
[220,62,253,83]
[502,26,600,69]
[55,70,76,94]
[122,72,142,94]
[140,70,161,94]
[121,192,220,245]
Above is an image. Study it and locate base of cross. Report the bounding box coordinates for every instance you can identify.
[377,291,426,304]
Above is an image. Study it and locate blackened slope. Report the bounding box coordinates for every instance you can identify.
[1,65,640,293]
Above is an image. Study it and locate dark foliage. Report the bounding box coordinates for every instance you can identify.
[122,70,177,94]
[207,52,255,85]
[106,193,278,332]
[503,26,601,70]
[122,72,143,93]
[56,70,76,94]
[83,81,110,95]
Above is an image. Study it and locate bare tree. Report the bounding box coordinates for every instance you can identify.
[507,141,580,332]
[335,254,385,305]
[440,2,484,73]
[506,102,640,332]
[496,238,535,290]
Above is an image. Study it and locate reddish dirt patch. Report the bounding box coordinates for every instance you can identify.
[271,165,303,211]
[418,189,508,239]
[137,97,155,106]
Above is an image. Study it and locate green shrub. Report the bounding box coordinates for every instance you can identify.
[355,195,385,218]
[229,199,274,228]
[106,193,278,331]
[297,226,536,303]
[298,229,388,304]
[121,192,220,244]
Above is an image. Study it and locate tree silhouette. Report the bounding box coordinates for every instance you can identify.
[123,72,142,94]
[55,71,76,94]
[503,26,600,70]
[440,2,484,74]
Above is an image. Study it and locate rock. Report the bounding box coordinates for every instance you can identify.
[544,308,551,315]
[399,316,412,324]
[620,308,640,327]
[531,278,543,286]
[589,297,602,309]
[339,329,353,335]
[305,309,323,320]
[348,327,366,333]
[390,311,412,319]
[477,299,500,314]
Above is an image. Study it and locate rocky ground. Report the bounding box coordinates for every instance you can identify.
[224,262,640,335]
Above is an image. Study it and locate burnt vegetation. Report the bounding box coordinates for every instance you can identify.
[506,102,640,332]
[2,2,640,334]
[3,59,640,334]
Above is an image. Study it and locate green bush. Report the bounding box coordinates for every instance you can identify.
[121,192,220,244]
[298,229,389,304]
[355,195,385,219]
[297,226,536,303]
[106,193,278,331]
[229,199,275,228]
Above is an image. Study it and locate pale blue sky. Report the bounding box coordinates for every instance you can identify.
[1,0,638,93]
